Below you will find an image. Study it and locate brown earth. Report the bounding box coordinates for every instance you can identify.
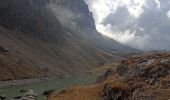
[0,46,45,81]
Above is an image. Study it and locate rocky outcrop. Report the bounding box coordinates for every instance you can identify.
[99,52,170,100]
[102,82,131,100]
[43,90,55,96]
[116,52,170,82]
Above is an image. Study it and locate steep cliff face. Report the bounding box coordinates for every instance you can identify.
[0,0,137,80]
[0,0,95,41]
[0,0,62,41]
[48,0,96,31]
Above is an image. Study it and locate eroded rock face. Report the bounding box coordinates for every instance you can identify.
[117,52,170,83]
[102,52,170,100]
[102,83,131,100]
[96,69,115,83]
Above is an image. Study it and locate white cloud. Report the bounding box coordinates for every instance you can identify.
[85,0,119,23]
[47,1,82,29]
[155,0,161,9]
[167,10,170,19]
[86,0,170,51]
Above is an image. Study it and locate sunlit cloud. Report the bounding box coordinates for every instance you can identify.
[155,0,161,8]
[167,10,170,19]
[127,0,145,18]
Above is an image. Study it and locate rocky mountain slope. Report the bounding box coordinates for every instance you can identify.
[0,0,137,81]
[48,52,170,100]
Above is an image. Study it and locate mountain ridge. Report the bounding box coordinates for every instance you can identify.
[0,0,138,81]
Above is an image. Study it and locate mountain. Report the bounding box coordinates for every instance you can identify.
[48,52,170,100]
[0,0,137,81]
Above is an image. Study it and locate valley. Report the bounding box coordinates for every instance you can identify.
[0,0,169,100]
[0,0,136,81]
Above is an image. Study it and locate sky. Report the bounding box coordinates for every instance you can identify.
[85,0,170,51]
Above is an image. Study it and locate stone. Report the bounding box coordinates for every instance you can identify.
[43,90,55,96]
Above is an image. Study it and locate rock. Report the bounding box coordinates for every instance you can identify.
[43,90,55,96]
[20,89,27,93]
[132,90,154,100]
[96,69,114,83]
[0,90,6,100]
[15,89,37,100]
[149,78,156,85]
[145,59,155,66]
[0,46,8,53]
[102,83,131,100]
[13,96,22,99]
[0,95,6,100]
[117,53,170,82]
[161,59,169,63]
[116,64,128,76]
[102,52,170,100]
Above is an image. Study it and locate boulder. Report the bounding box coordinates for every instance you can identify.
[43,90,55,96]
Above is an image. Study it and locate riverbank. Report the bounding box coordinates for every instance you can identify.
[0,65,110,87]
[0,77,57,87]
[0,73,101,100]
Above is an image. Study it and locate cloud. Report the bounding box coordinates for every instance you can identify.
[167,10,170,19]
[85,0,170,51]
[47,1,81,29]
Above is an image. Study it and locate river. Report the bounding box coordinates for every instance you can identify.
[0,73,100,100]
